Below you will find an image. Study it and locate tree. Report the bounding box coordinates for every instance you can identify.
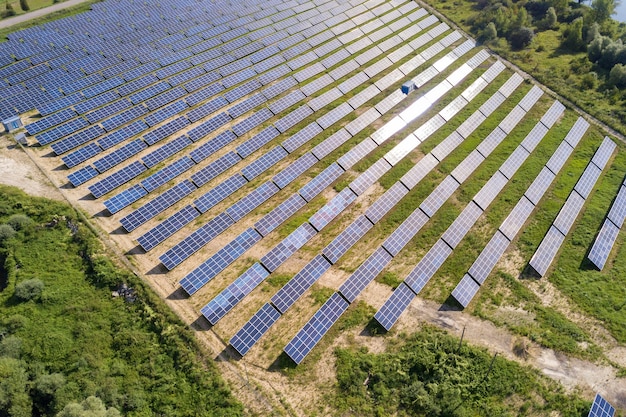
[609,63,626,87]
[591,0,617,23]
[18,0,28,11]
[0,357,31,417]
[481,22,498,42]
[509,27,535,49]
[56,396,120,417]
[543,7,558,29]
[14,279,44,302]
[562,17,585,51]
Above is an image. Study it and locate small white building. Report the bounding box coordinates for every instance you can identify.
[2,116,23,132]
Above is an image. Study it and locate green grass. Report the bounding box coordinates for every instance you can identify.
[0,186,242,417]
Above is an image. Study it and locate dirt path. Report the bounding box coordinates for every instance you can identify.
[0,0,90,30]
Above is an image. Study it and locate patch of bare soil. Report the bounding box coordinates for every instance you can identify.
[0,134,63,200]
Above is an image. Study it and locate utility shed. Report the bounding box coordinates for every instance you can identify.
[3,116,23,132]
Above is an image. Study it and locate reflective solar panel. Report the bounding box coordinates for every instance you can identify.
[104,184,147,214]
[349,158,391,196]
[232,108,273,137]
[451,274,480,308]
[553,192,585,236]
[587,219,619,271]
[227,181,280,222]
[473,171,508,211]
[273,152,318,189]
[340,246,392,303]
[591,137,617,171]
[261,222,317,272]
[61,142,103,168]
[405,239,453,294]
[121,179,196,232]
[528,225,565,277]
[51,125,105,155]
[337,138,377,171]
[442,201,483,249]
[382,208,429,256]
[499,196,535,241]
[230,303,281,357]
[158,210,234,269]
[101,105,148,132]
[400,153,439,191]
[201,262,271,326]
[241,145,288,181]
[564,117,590,149]
[275,104,314,133]
[309,187,357,231]
[310,128,352,160]
[194,174,248,214]
[518,85,544,112]
[539,100,566,128]
[607,184,626,227]
[346,108,382,138]
[420,176,460,218]
[283,292,349,364]
[143,116,190,145]
[322,215,374,264]
[89,160,147,198]
[575,163,602,200]
[308,88,342,112]
[588,393,616,417]
[180,228,262,294]
[282,122,323,153]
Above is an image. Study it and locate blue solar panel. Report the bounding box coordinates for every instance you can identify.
[191,151,242,187]
[118,74,159,97]
[38,92,84,116]
[186,97,229,123]
[159,211,234,269]
[227,181,280,222]
[129,81,170,104]
[137,205,201,252]
[309,187,356,232]
[145,100,189,127]
[282,122,322,153]
[104,184,147,214]
[404,239,453,294]
[142,135,192,168]
[67,165,99,187]
[200,262,270,325]
[121,179,197,232]
[284,292,349,364]
[179,228,262,294]
[83,76,124,98]
[183,72,222,96]
[101,105,148,132]
[230,303,281,356]
[340,246,392,303]
[253,192,305,237]
[241,146,288,181]
[588,393,615,417]
[26,107,77,135]
[186,112,231,142]
[88,161,146,198]
[237,126,280,159]
[51,125,105,155]
[97,120,147,150]
[365,182,410,224]
[189,130,237,163]
[451,274,481,308]
[143,116,190,145]
[224,79,262,103]
[322,215,374,264]
[61,143,102,168]
[261,223,317,272]
[310,128,352,160]
[299,163,344,202]
[272,152,317,189]
[36,118,90,145]
[85,99,132,124]
[194,174,248,213]
[141,156,195,192]
[74,91,120,114]
[374,283,416,331]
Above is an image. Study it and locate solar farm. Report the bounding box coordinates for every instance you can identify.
[2,0,626,409]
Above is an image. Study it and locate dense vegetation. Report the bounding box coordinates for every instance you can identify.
[0,186,242,417]
[333,326,591,416]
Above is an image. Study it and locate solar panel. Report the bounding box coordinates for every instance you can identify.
[97,120,147,150]
[420,176,460,218]
[499,196,535,241]
[309,187,357,231]
[183,74,223,98]
[400,153,439,191]
[88,161,147,198]
[575,163,602,200]
[179,228,262,294]
[349,158,391,196]
[186,113,232,143]
[587,219,619,271]
[101,105,148,132]
[441,201,483,248]
[405,239,453,294]
[540,100,566,128]
[338,71,368,95]
[120,179,196,232]
[451,274,480,308]
[466,230,511,285]
[339,246,392,303]
[337,138,377,171]
[38,92,84,116]
[496,72,523,96]
[273,152,318,189]
[144,87,187,112]
[283,292,349,364]
[529,225,565,277]
[282,122,323,153]
[141,156,195,192]
[83,76,125,99]
[143,116,190,145]
[62,142,103,168]
[203,262,271,325]
[142,135,192,168]
[230,303,282,357]
[322,215,374,264]
[518,85,544,112]
[375,90,404,115]
[275,104,314,133]
[104,184,147,214]
[261,222,317,272]
[135,204,199,252]
[26,108,77,135]
[191,151,242,188]
[241,145,288,181]
[67,165,99,187]
[157,210,233,268]
[498,146,530,181]
[382,208,429,256]
[373,283,415,331]
[539,153,568,191]
[300,74,334,97]
[564,117,590,148]
[329,59,359,81]
[553,192,586,236]
[74,91,121,115]
[227,181,280,222]
[51,125,105,155]
[588,393,616,417]
[194,174,248,213]
[591,137,617,170]
[473,171,507,211]
[232,108,273,137]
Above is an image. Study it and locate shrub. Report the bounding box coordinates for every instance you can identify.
[7,214,33,231]
[509,27,535,49]
[609,63,626,87]
[0,224,15,245]
[14,278,44,301]
[18,0,28,11]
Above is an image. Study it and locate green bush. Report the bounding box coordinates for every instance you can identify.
[14,279,44,302]
[7,215,33,232]
[0,225,15,245]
